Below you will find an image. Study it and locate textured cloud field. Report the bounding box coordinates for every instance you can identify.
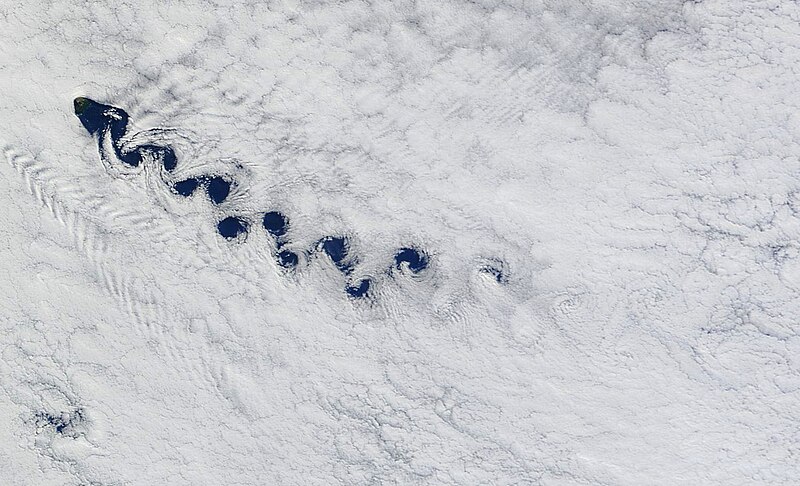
[1,0,799,484]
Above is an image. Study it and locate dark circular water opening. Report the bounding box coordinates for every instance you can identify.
[207,177,231,205]
[217,216,248,240]
[394,247,428,273]
[346,278,371,298]
[277,249,299,268]
[262,211,288,238]
[173,178,200,197]
[319,236,353,274]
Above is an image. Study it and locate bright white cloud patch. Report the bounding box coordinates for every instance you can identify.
[1,0,799,484]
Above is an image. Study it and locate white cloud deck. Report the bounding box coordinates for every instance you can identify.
[1,0,798,484]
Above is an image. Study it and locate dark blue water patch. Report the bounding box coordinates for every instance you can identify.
[346,278,371,298]
[73,98,180,172]
[217,216,248,240]
[481,266,507,284]
[480,264,507,284]
[277,249,299,268]
[74,97,117,136]
[207,176,231,204]
[107,111,129,147]
[394,247,428,273]
[118,147,142,167]
[120,145,177,170]
[73,97,130,148]
[74,97,140,169]
[173,178,200,197]
[262,211,288,238]
[35,408,85,437]
[319,236,354,274]
[159,146,178,171]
